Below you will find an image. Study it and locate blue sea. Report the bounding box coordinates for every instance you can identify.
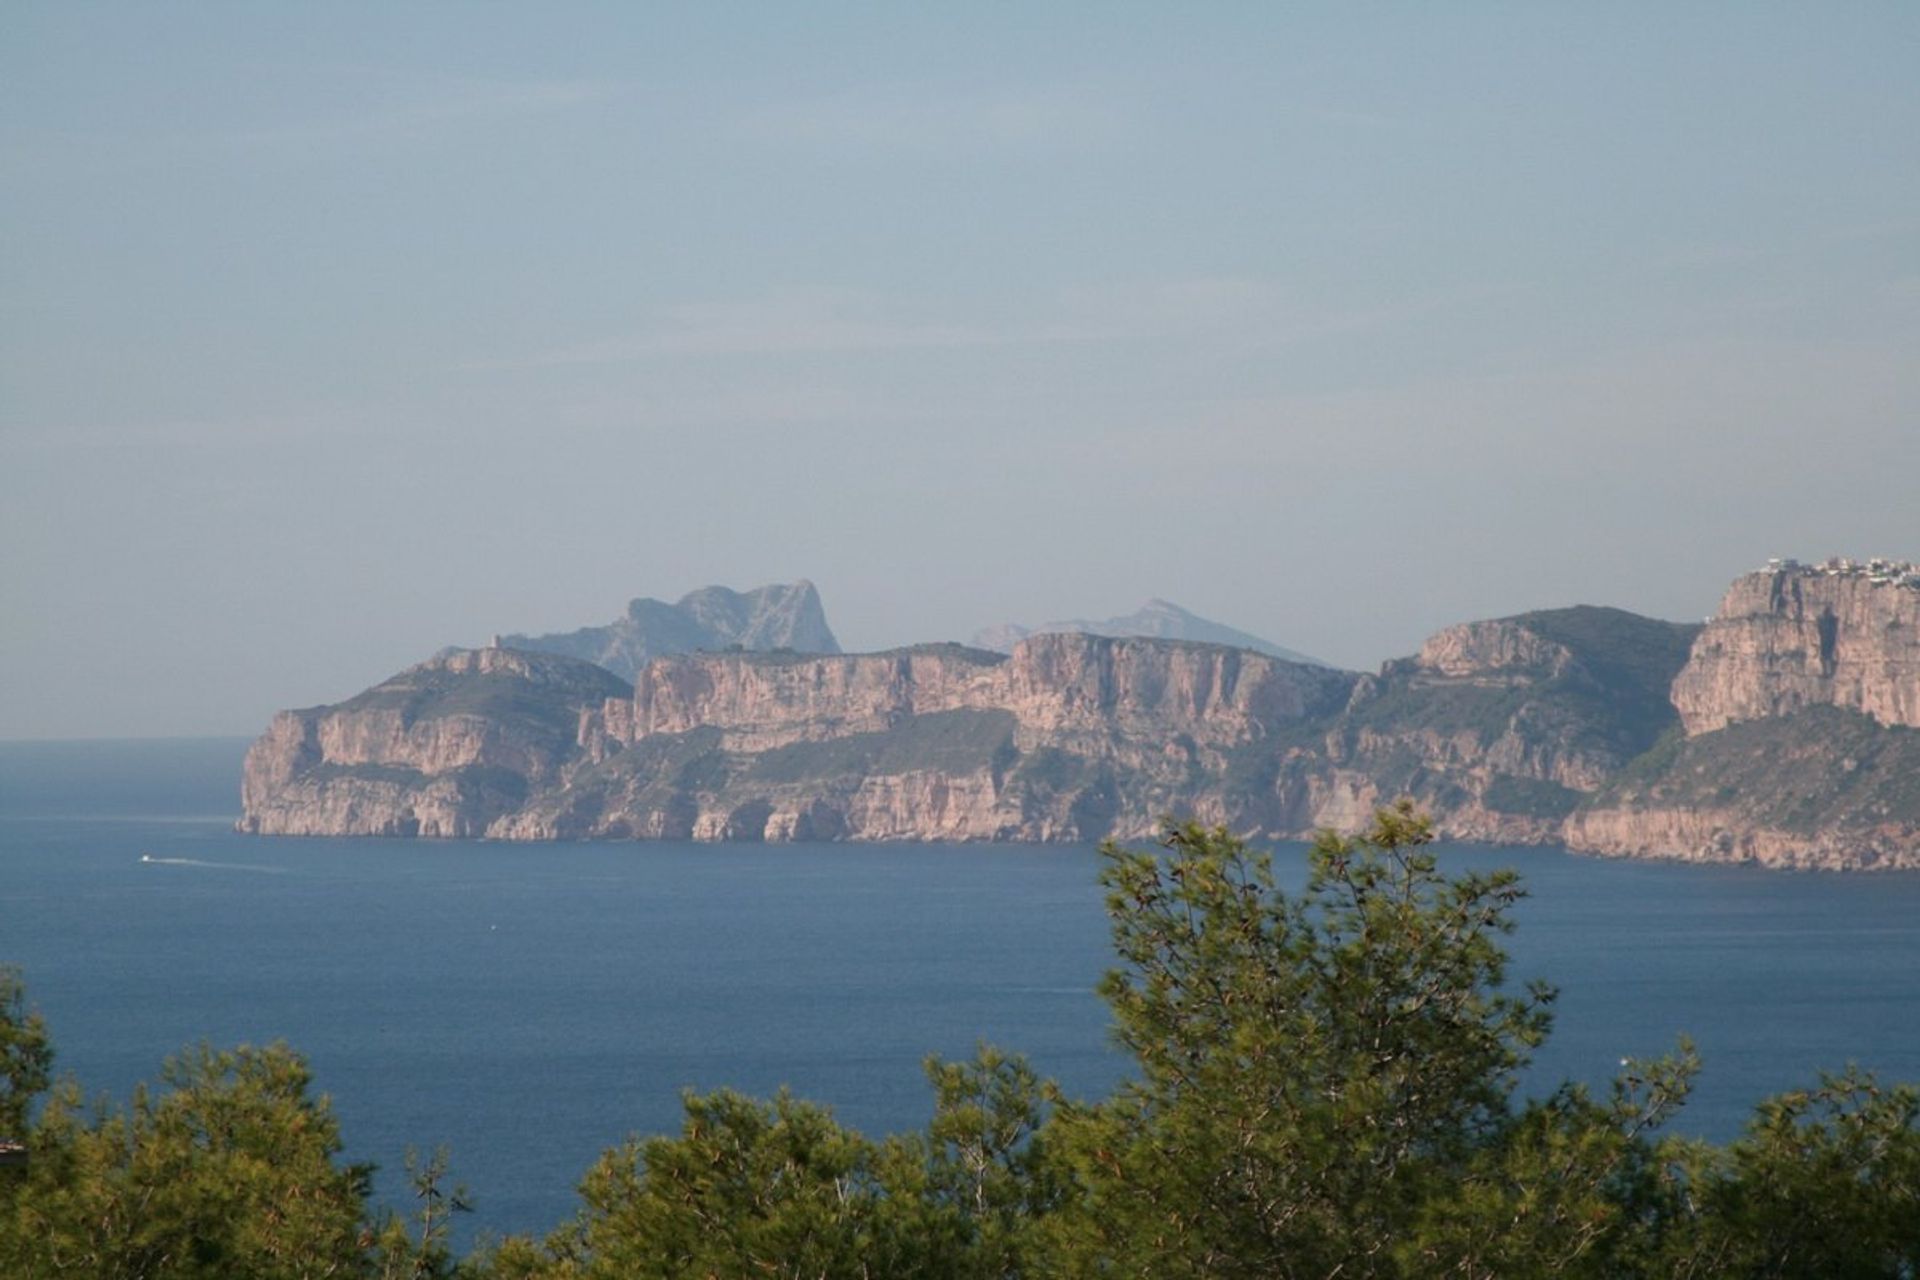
[4,738,1920,1246]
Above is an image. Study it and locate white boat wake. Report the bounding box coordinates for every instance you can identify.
[139,854,287,874]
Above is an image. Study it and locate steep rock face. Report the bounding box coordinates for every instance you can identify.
[998,633,1351,746]
[242,634,1356,845]
[613,645,1004,751]
[1565,807,1920,871]
[505,581,840,682]
[1568,565,1920,869]
[603,633,1350,768]
[237,647,629,837]
[1672,569,1920,734]
[238,570,1919,867]
[562,635,1355,843]
[238,609,1697,849]
[1288,608,1701,843]
[1413,620,1575,681]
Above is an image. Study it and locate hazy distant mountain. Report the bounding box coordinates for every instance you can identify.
[504,581,840,681]
[971,598,1330,667]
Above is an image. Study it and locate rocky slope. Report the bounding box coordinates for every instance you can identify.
[250,634,1359,843]
[238,563,1920,867]
[1568,563,1920,869]
[548,634,1358,842]
[1233,606,1701,845]
[1565,708,1920,869]
[238,606,1694,848]
[972,598,1327,667]
[503,581,839,682]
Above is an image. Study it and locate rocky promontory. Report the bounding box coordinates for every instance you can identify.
[236,604,1701,851]
[238,560,1920,868]
[1568,560,1920,869]
[238,647,630,837]
[1670,563,1920,733]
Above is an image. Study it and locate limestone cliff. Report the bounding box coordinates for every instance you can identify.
[237,564,1920,868]
[241,633,1356,844]
[1566,708,1920,869]
[1671,566,1920,733]
[1237,606,1700,845]
[610,645,1005,752]
[237,610,1684,849]
[1565,561,1920,869]
[547,634,1357,843]
[238,647,629,837]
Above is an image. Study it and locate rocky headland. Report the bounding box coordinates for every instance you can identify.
[239,561,1920,868]
[1567,559,1920,869]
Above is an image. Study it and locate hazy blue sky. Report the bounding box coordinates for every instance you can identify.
[4,4,1917,738]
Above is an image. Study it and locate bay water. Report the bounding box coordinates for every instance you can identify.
[4,739,1919,1245]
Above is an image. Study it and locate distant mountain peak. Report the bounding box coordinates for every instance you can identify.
[970,599,1331,668]
[507,580,841,681]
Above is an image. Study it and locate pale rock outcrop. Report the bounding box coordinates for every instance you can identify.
[1414,620,1576,682]
[615,645,1002,751]
[1565,807,1920,872]
[237,568,1920,869]
[1673,570,1920,733]
[999,633,1348,747]
[238,646,628,837]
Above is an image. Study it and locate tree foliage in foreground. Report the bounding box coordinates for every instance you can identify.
[4,804,1920,1277]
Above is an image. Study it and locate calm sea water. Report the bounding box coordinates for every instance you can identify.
[4,738,1920,1245]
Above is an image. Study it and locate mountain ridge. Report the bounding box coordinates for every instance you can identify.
[971,598,1328,668]
[501,580,839,682]
[237,561,1920,868]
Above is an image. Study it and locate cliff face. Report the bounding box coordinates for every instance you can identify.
[1565,707,1920,869]
[503,580,840,682]
[995,633,1349,747]
[558,635,1357,844]
[612,645,1004,751]
[606,635,1347,758]
[1263,607,1700,845]
[237,610,1686,849]
[1562,567,1920,869]
[237,648,629,837]
[240,634,1357,845]
[1671,569,1920,733]
[237,566,1920,868]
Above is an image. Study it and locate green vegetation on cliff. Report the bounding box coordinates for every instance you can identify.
[1483,773,1583,819]
[1350,606,1698,759]
[1515,606,1701,713]
[1590,706,1920,834]
[333,654,630,738]
[749,709,1017,783]
[245,592,1728,848]
[7,809,1919,1276]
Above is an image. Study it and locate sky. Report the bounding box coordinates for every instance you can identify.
[3,4,1917,739]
